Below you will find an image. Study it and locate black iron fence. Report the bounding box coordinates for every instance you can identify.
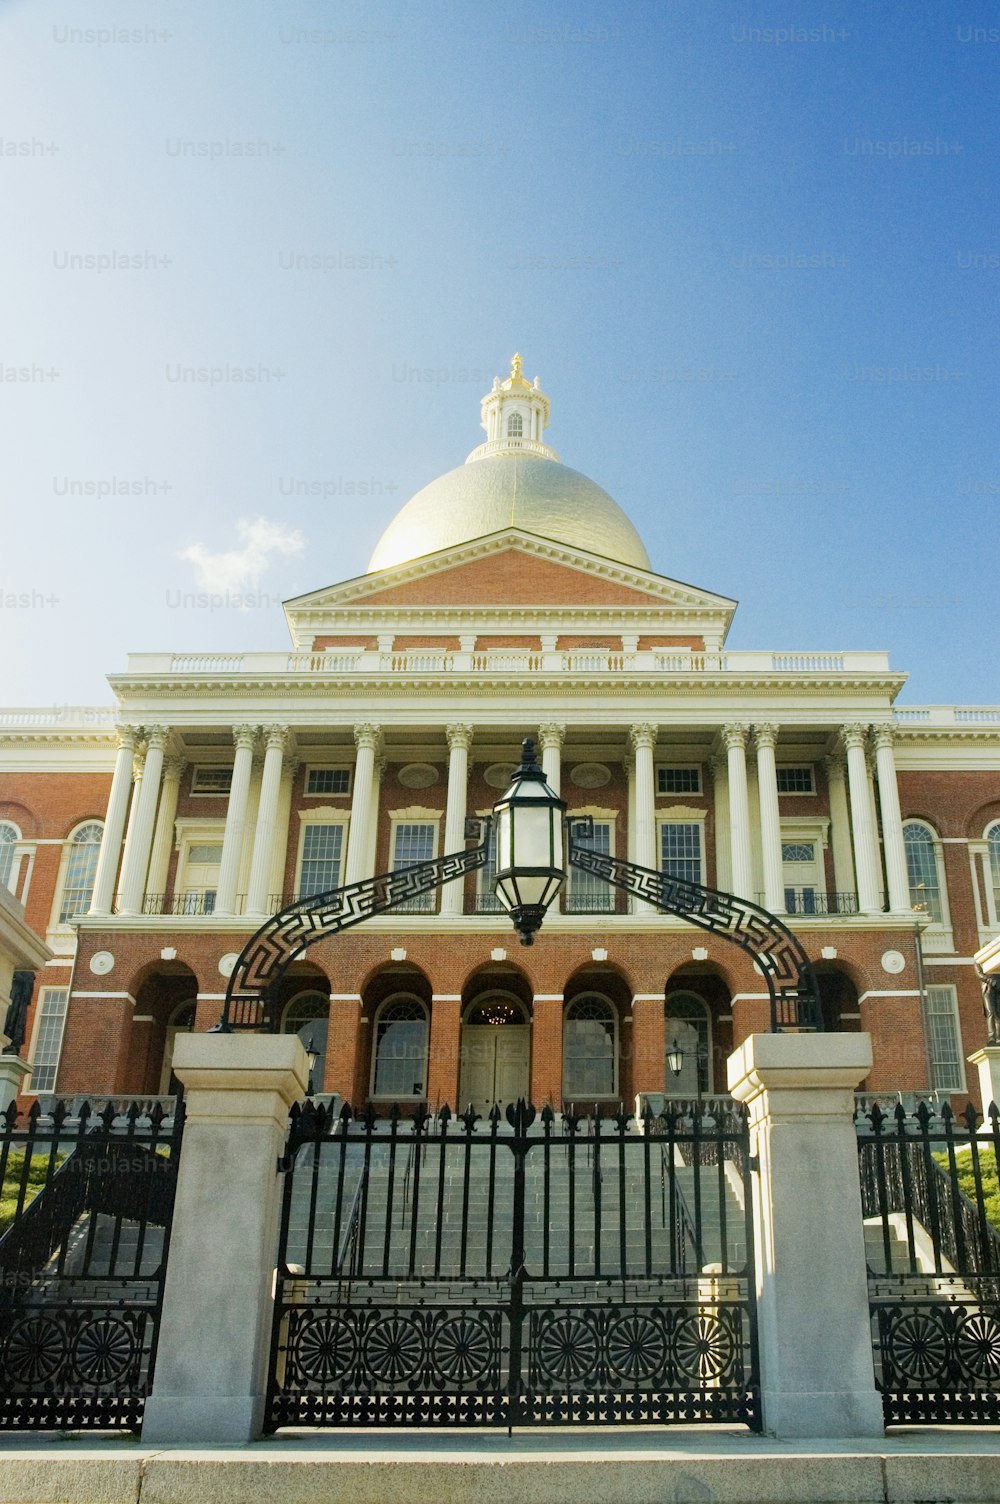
[0,1098,184,1430]
[267,1098,759,1430]
[858,1100,1000,1424]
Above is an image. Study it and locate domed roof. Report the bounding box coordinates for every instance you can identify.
[369,356,650,573]
[367,454,652,573]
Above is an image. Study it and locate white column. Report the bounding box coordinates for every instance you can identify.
[117,726,168,915]
[146,756,185,903]
[268,755,297,907]
[712,753,732,892]
[215,725,257,916]
[89,725,138,915]
[344,724,380,887]
[724,723,753,900]
[246,727,289,917]
[754,724,784,913]
[441,724,473,916]
[824,753,856,909]
[538,722,565,796]
[873,726,910,914]
[843,725,881,914]
[365,755,385,878]
[141,1034,308,1443]
[630,723,657,914]
[728,1033,883,1438]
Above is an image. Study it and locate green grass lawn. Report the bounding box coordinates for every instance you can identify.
[936,1146,1000,1234]
[0,1151,66,1235]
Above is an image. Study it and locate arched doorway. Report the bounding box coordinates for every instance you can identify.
[369,995,430,1103]
[459,995,530,1115]
[563,994,618,1104]
[282,990,330,1093]
[664,991,712,1100]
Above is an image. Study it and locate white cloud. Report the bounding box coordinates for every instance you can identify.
[178,517,305,593]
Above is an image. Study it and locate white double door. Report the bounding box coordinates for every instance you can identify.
[459,1025,530,1115]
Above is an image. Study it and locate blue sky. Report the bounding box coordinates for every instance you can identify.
[2,0,998,706]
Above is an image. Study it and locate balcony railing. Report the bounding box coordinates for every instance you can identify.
[756,890,861,917]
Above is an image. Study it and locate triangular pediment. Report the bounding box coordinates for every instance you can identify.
[285,529,736,621]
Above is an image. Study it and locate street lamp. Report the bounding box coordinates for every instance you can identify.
[304,1033,319,1097]
[666,1039,685,1078]
[492,738,567,946]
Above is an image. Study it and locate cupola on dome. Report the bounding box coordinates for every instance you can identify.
[367,355,651,573]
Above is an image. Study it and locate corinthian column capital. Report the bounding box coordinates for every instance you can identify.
[872,724,895,753]
[723,722,749,751]
[841,723,869,752]
[354,722,381,753]
[263,724,290,753]
[232,724,257,751]
[538,722,566,751]
[629,722,657,753]
[753,723,779,751]
[446,723,474,753]
[115,724,138,754]
[144,724,170,752]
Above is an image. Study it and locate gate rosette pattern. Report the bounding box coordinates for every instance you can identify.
[283,1305,503,1392]
[530,1304,743,1390]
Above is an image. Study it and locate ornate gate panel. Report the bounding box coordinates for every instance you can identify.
[859,1101,1000,1425]
[267,1099,759,1430]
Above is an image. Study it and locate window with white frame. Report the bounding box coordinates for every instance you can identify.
[57,822,103,922]
[656,766,702,796]
[904,821,945,923]
[282,991,330,1088]
[987,822,1000,919]
[392,821,437,912]
[563,995,617,1097]
[298,823,346,899]
[922,985,965,1093]
[776,766,815,794]
[177,837,223,914]
[371,996,429,1099]
[305,767,351,797]
[660,821,704,886]
[0,822,19,891]
[566,820,615,912]
[191,765,233,795]
[665,992,711,1097]
[28,986,68,1093]
[506,411,523,438]
[477,819,502,912]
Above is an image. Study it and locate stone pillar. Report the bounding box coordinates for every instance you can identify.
[246,727,289,917]
[441,725,473,916]
[754,724,784,913]
[215,725,257,916]
[344,724,380,887]
[538,722,565,797]
[728,1033,883,1438]
[843,725,882,914]
[968,1048,1000,1125]
[873,726,911,914]
[117,727,168,915]
[823,753,856,910]
[629,724,657,914]
[0,1049,31,1114]
[142,1034,307,1443]
[146,756,185,902]
[89,726,137,915]
[724,724,753,900]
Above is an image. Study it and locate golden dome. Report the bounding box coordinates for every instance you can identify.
[367,454,652,573]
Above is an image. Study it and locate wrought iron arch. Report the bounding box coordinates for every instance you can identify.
[217,816,821,1033]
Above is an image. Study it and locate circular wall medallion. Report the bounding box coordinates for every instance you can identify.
[397,763,439,789]
[219,953,239,978]
[89,951,115,976]
[881,950,906,976]
[570,762,611,789]
[484,763,516,789]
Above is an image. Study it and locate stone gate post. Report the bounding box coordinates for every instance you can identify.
[141,1033,307,1443]
[728,1032,884,1438]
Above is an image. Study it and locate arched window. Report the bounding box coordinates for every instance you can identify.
[506,411,523,438]
[664,992,711,1097]
[987,821,1000,919]
[563,995,617,1099]
[371,996,429,1100]
[282,990,330,1089]
[903,821,944,923]
[58,821,103,922]
[0,822,19,891]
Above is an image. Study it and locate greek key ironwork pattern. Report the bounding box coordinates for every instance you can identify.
[859,1100,1000,1425]
[0,1098,183,1430]
[267,1101,760,1430]
[222,835,490,1028]
[568,841,821,1031]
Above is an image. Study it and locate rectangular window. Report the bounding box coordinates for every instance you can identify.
[305,767,351,797]
[392,823,437,912]
[657,766,702,795]
[191,766,233,795]
[923,985,965,1093]
[299,824,345,899]
[28,988,68,1094]
[660,822,703,885]
[567,821,614,912]
[776,766,815,794]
